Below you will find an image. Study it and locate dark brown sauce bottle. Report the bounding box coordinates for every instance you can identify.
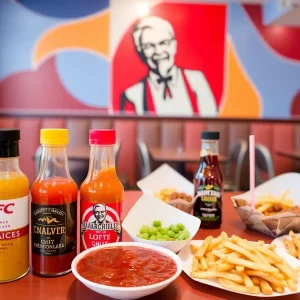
[193,132,223,229]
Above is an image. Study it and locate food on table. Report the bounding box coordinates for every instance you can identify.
[154,188,192,203]
[80,130,123,252]
[77,246,177,287]
[254,191,300,216]
[31,129,78,276]
[194,131,223,229]
[137,221,190,241]
[0,129,30,283]
[283,230,300,260]
[190,232,299,295]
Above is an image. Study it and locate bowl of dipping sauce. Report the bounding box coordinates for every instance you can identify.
[71,242,182,299]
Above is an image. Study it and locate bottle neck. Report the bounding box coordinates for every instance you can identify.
[87,145,115,178]
[201,139,219,156]
[38,145,71,180]
[0,157,20,173]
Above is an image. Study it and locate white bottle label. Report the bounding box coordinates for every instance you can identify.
[0,196,29,240]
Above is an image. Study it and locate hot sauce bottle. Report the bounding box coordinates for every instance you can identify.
[0,129,29,283]
[80,129,124,251]
[193,132,223,229]
[31,129,77,276]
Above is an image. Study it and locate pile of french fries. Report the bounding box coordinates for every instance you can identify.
[154,188,192,203]
[255,190,296,216]
[283,231,300,260]
[190,232,300,295]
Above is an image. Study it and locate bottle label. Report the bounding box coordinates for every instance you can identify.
[0,196,29,240]
[80,202,122,250]
[195,184,222,222]
[31,203,77,256]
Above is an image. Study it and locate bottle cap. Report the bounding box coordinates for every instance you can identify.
[201,131,220,140]
[89,129,116,145]
[0,129,20,158]
[40,129,69,145]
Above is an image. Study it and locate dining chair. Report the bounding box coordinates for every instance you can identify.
[255,143,275,185]
[224,140,248,191]
[137,140,152,178]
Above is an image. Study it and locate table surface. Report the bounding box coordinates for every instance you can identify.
[3,191,298,300]
[277,150,300,160]
[149,147,227,164]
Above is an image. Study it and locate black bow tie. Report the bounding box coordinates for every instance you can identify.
[157,76,173,100]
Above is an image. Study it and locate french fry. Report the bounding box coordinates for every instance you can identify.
[257,203,273,213]
[192,256,199,272]
[191,271,243,284]
[287,279,297,292]
[216,263,235,272]
[260,275,287,288]
[251,244,282,264]
[269,282,284,293]
[235,266,244,273]
[195,236,213,260]
[200,257,209,271]
[245,270,270,277]
[190,244,198,254]
[250,276,260,286]
[259,278,273,295]
[275,260,298,283]
[218,278,261,294]
[212,251,279,274]
[283,238,297,257]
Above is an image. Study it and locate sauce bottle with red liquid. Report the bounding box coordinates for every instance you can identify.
[31,129,77,276]
[193,131,223,229]
[80,129,123,251]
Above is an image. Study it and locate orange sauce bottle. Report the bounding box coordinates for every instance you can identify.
[31,129,77,276]
[0,129,29,283]
[80,129,124,251]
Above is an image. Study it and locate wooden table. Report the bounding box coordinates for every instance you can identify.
[149,148,227,174]
[277,150,300,161]
[3,192,298,300]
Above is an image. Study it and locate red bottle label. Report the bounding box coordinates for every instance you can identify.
[80,202,122,251]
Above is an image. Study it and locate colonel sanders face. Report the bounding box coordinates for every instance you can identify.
[93,204,107,224]
[133,16,177,78]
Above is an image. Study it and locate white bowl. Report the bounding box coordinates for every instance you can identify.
[122,194,201,253]
[71,242,182,300]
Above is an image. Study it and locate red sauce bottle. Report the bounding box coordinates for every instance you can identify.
[193,131,223,229]
[31,129,77,276]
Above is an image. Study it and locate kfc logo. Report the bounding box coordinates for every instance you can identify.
[0,203,15,214]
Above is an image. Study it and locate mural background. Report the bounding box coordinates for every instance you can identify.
[0,0,299,118]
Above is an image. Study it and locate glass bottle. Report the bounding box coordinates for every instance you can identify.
[193,131,223,229]
[31,129,77,276]
[80,129,123,251]
[0,129,29,283]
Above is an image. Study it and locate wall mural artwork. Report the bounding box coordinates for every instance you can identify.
[0,0,299,119]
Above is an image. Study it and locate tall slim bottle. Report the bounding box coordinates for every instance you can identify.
[31,129,77,276]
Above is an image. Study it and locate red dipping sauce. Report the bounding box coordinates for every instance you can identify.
[77,246,177,287]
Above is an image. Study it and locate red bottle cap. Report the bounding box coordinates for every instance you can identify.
[89,129,116,145]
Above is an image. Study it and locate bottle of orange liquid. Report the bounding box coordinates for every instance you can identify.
[31,129,77,276]
[0,129,29,283]
[80,129,124,251]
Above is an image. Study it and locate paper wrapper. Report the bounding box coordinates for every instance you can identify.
[232,198,300,237]
[231,172,300,237]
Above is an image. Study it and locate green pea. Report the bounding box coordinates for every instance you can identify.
[142,232,150,240]
[163,235,170,240]
[183,231,190,239]
[157,233,163,238]
[153,220,162,227]
[150,235,157,240]
[177,223,185,231]
[140,225,149,234]
[174,233,179,238]
[149,227,158,236]
[136,233,143,239]
[167,230,175,238]
[177,233,186,241]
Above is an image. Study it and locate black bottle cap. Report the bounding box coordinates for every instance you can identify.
[201,131,220,140]
[0,129,20,158]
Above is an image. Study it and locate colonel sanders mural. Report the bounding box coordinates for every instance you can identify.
[120,16,217,116]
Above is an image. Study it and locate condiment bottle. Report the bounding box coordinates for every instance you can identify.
[80,129,123,251]
[193,131,223,229]
[31,129,77,276]
[0,129,29,283]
